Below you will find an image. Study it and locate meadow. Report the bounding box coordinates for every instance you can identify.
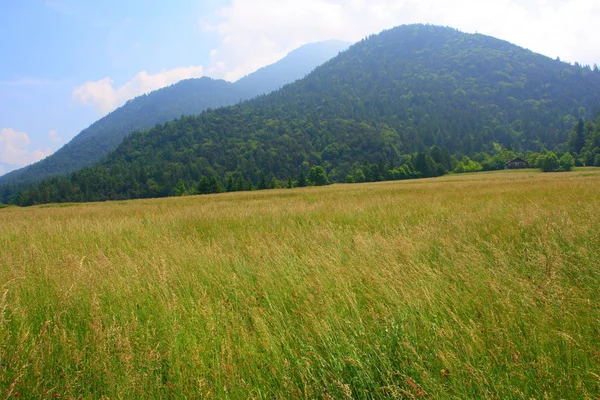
[1,170,599,399]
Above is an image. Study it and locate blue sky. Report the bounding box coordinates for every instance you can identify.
[2,0,600,176]
[0,0,224,175]
[2,0,221,84]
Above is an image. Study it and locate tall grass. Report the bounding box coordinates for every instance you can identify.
[1,170,599,399]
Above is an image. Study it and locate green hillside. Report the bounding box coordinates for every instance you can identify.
[0,41,349,189]
[9,24,600,205]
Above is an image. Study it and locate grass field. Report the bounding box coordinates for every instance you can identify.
[1,170,599,399]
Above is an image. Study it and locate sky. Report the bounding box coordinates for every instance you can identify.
[1,0,600,177]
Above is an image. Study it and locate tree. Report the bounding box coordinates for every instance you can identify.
[594,154,600,167]
[567,118,587,155]
[297,171,307,188]
[558,153,575,172]
[233,176,246,192]
[210,176,224,193]
[226,175,235,192]
[353,168,366,183]
[540,152,559,172]
[257,172,268,190]
[270,176,279,189]
[527,152,542,168]
[307,166,329,186]
[197,176,211,194]
[414,153,439,178]
[197,175,223,194]
[430,146,452,171]
[454,156,483,173]
[171,179,187,196]
[575,118,586,154]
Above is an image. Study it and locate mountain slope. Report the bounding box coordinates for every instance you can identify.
[12,24,600,205]
[0,41,349,187]
[235,40,350,95]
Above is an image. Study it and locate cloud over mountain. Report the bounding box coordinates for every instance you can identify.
[73,66,205,115]
[0,128,53,173]
[204,0,600,82]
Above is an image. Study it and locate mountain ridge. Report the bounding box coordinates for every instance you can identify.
[235,40,351,95]
[0,40,350,186]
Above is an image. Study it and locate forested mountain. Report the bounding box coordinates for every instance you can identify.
[0,41,349,187]
[8,24,600,205]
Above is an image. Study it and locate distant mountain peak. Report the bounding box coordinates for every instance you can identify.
[234,40,350,95]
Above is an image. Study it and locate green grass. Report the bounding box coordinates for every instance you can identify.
[1,170,599,399]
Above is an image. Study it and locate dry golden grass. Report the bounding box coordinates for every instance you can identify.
[1,169,599,398]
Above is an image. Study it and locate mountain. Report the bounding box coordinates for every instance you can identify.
[9,24,600,205]
[235,40,351,95]
[0,40,350,188]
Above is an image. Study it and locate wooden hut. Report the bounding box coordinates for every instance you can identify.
[504,158,529,169]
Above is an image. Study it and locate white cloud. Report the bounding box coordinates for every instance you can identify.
[73,66,205,115]
[205,0,600,81]
[0,128,53,169]
[48,130,62,143]
[204,0,352,81]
